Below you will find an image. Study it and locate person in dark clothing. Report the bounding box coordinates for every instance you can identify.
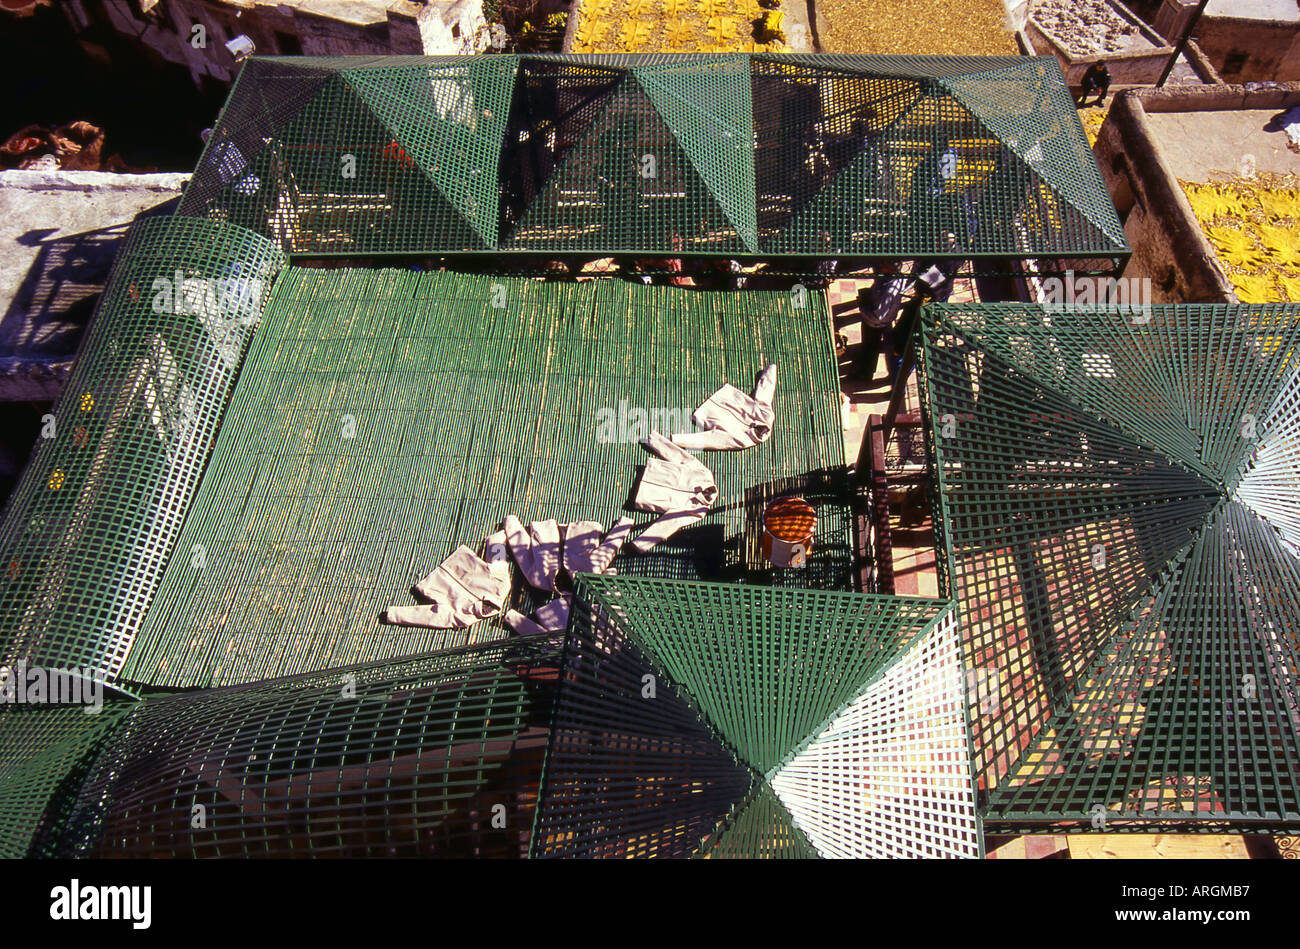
[860,261,908,378]
[884,232,966,380]
[1077,62,1111,108]
[888,292,926,381]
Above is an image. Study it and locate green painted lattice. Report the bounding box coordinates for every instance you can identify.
[59,637,561,858]
[119,272,850,689]
[179,54,1126,262]
[916,302,1300,832]
[0,217,285,684]
[0,584,977,859]
[0,705,132,858]
[532,576,979,858]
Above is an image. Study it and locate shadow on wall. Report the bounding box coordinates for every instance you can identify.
[0,196,180,506]
[0,197,180,397]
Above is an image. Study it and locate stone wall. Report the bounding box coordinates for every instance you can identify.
[64,0,427,88]
[1093,83,1300,304]
[1194,16,1300,83]
[417,0,491,55]
[0,169,190,401]
[1153,0,1300,82]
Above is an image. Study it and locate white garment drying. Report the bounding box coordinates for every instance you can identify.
[634,457,717,513]
[535,595,572,630]
[483,529,511,572]
[670,364,777,451]
[504,593,573,636]
[564,517,634,577]
[503,609,545,636]
[385,604,451,629]
[633,432,717,512]
[508,513,634,635]
[629,432,716,553]
[504,515,562,591]
[630,503,709,554]
[386,544,509,629]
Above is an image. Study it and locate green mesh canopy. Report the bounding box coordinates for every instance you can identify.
[0,587,980,859]
[916,302,1300,833]
[531,576,980,858]
[59,637,561,858]
[0,705,132,858]
[0,218,285,685]
[179,54,1127,262]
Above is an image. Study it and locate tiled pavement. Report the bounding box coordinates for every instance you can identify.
[825,271,977,597]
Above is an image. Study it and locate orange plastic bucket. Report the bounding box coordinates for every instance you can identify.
[761,497,816,568]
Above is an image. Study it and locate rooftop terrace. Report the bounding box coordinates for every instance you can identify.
[4,52,1292,858]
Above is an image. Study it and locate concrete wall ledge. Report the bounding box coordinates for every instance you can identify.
[1094,82,1300,304]
[0,170,192,193]
[1125,80,1300,113]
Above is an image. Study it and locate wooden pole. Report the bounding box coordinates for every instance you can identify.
[1156,0,1210,88]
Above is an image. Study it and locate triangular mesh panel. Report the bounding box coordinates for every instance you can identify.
[770,609,977,857]
[635,56,758,251]
[177,54,1126,261]
[531,576,980,858]
[498,57,627,244]
[941,62,1125,248]
[987,502,1300,828]
[203,74,485,253]
[752,57,925,250]
[503,70,748,252]
[764,77,1117,256]
[344,58,516,247]
[179,58,335,218]
[699,784,820,859]
[1237,356,1300,554]
[530,586,756,859]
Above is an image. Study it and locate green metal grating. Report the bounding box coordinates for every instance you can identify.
[58,637,561,858]
[502,56,754,253]
[531,576,979,858]
[0,217,285,683]
[752,56,1123,256]
[0,705,132,858]
[916,302,1300,832]
[119,271,850,689]
[178,53,1126,263]
[697,784,820,859]
[2,585,975,859]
